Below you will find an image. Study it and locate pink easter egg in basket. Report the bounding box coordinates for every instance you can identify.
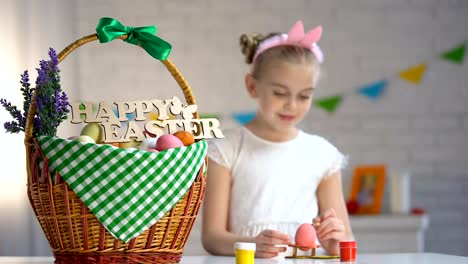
[155,134,184,151]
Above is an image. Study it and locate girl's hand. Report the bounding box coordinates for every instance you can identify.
[254,229,290,258]
[313,208,346,252]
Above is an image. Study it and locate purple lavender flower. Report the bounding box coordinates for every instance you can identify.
[36,61,49,86]
[1,47,69,136]
[53,91,69,118]
[0,98,24,133]
[49,48,59,72]
[4,122,21,133]
[20,70,34,129]
[20,70,30,85]
[34,118,42,132]
[33,47,68,136]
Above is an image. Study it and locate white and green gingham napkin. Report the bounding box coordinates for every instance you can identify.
[38,136,207,242]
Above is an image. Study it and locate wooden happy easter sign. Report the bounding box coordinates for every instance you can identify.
[69,96,223,143]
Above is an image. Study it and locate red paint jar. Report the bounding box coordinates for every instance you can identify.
[339,241,357,262]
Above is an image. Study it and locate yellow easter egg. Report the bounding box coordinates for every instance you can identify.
[75,135,96,144]
[80,123,103,143]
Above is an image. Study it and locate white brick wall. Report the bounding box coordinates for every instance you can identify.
[1,0,463,257]
[70,0,468,256]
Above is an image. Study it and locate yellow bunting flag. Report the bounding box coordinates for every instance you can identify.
[399,63,427,85]
[147,112,176,121]
[147,112,159,121]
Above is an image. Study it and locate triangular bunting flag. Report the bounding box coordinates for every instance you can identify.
[126,112,136,121]
[232,111,256,125]
[200,113,221,119]
[146,112,176,121]
[147,112,159,121]
[79,102,98,120]
[112,108,135,120]
[399,63,427,84]
[441,43,465,64]
[357,79,388,100]
[314,95,343,113]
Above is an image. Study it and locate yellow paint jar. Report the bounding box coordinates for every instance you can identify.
[234,242,256,264]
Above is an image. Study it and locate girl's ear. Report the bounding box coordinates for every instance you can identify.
[245,74,258,98]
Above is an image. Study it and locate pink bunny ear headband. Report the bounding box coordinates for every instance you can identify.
[252,20,324,64]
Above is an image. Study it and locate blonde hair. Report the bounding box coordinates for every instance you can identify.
[239,33,321,83]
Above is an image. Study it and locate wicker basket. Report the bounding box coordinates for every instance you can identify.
[24,33,207,264]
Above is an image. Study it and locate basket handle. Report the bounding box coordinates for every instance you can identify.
[24,33,199,143]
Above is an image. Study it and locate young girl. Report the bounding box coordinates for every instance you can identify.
[202,21,353,258]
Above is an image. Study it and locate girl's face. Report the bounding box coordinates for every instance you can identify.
[247,61,315,132]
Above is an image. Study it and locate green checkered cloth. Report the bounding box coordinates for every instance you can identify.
[38,136,207,242]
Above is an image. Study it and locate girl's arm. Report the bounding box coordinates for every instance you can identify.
[201,159,289,257]
[315,170,354,255]
[202,159,245,255]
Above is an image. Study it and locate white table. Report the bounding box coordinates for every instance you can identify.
[0,253,466,264]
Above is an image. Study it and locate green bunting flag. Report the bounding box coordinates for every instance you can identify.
[200,113,222,119]
[441,43,466,64]
[314,95,343,113]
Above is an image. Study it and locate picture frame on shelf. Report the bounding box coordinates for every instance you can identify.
[350,165,386,214]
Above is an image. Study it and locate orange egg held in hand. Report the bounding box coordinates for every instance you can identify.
[173,130,195,146]
[295,223,316,250]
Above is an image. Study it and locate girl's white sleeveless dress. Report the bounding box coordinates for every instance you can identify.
[208,126,346,256]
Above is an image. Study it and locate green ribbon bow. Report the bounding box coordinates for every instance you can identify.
[96,17,172,60]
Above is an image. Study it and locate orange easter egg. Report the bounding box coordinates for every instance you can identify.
[173,131,195,146]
